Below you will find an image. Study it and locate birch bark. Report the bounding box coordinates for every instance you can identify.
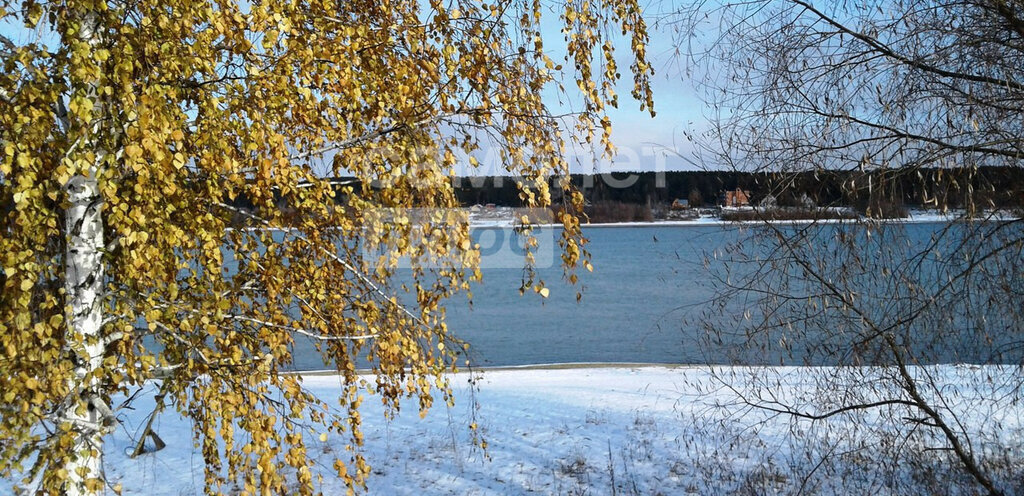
[63,172,107,495]
[61,10,110,495]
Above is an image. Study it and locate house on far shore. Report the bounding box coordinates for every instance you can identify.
[720,188,751,208]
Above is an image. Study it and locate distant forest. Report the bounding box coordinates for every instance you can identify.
[451,167,1024,214]
[240,167,1024,223]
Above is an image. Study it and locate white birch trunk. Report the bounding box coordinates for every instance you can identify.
[63,172,107,495]
[61,10,110,495]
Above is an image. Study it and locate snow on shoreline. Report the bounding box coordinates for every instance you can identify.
[223,208,1018,231]
[470,208,1020,229]
[7,364,1020,495]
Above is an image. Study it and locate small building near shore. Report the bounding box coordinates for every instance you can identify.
[720,188,751,207]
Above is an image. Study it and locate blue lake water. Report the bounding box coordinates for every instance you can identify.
[288,220,1023,370]
[438,225,729,367]
[287,224,729,370]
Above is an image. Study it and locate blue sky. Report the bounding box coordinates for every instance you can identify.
[530,1,709,173]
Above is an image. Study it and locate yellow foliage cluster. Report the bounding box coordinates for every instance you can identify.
[0,0,653,493]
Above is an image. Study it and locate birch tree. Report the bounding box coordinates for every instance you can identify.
[0,0,654,493]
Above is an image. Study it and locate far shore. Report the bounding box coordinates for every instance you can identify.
[294,361,692,376]
[470,208,1020,229]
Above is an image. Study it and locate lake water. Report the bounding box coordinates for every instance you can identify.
[289,220,1022,369]
[289,224,730,370]
[437,225,728,367]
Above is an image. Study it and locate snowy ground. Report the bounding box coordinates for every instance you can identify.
[8,364,1022,495]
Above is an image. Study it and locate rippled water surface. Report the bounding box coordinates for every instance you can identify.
[288,221,1022,369]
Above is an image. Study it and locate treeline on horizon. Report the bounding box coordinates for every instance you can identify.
[450,167,1024,214]
[230,166,1024,223]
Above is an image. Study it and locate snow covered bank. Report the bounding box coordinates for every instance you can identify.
[5,365,1022,494]
[470,207,1020,228]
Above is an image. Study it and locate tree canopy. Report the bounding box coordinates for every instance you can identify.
[0,0,654,493]
[674,1,1024,494]
[677,0,1024,210]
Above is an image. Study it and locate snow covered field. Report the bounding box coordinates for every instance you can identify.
[8,364,1021,495]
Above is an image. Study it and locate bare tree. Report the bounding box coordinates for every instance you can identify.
[665,1,1024,494]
